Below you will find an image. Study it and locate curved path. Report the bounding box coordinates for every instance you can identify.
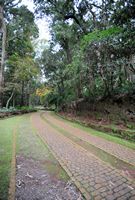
[42,112,135,166]
[31,112,135,200]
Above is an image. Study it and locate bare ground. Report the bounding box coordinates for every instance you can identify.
[16,155,82,200]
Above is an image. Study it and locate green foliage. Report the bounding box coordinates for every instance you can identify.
[3,0,135,110]
[16,106,37,111]
[7,6,38,57]
[81,27,122,49]
[2,5,40,108]
[0,106,37,113]
[0,107,17,112]
[38,13,135,108]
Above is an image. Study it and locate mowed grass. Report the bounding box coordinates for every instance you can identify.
[0,116,20,200]
[0,114,69,200]
[51,112,135,150]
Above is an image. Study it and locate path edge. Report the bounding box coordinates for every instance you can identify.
[8,127,16,200]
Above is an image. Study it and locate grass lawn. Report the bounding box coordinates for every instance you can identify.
[0,117,20,200]
[0,114,69,200]
[51,112,135,150]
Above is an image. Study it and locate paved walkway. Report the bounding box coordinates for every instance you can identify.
[31,112,135,200]
[42,112,135,166]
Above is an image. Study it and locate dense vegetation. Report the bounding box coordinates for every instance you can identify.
[34,0,135,111]
[0,0,39,109]
[0,0,135,115]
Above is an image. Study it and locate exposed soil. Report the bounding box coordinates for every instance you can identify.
[61,96,135,135]
[59,111,132,130]
[16,155,83,200]
[59,111,135,141]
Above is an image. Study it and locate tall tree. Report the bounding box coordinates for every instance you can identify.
[4,5,39,107]
[0,5,6,107]
[0,0,21,107]
[33,0,135,109]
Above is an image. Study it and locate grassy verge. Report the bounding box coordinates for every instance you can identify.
[0,109,37,119]
[0,117,20,200]
[51,112,135,150]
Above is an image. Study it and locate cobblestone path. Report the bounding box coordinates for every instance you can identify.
[31,112,135,200]
[41,112,135,166]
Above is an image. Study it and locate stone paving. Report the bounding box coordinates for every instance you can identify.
[42,112,135,166]
[31,112,135,200]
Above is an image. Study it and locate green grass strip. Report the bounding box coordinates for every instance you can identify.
[51,112,135,150]
[0,116,21,200]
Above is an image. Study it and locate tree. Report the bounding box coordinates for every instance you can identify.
[3,5,39,107]
[36,86,52,106]
[0,0,21,107]
[0,5,6,107]
[29,1,135,110]
[7,5,38,57]
[6,54,39,107]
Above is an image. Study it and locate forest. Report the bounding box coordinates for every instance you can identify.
[0,0,135,134]
[1,1,135,199]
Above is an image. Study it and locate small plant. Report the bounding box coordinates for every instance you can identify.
[126,124,134,129]
[0,107,17,113]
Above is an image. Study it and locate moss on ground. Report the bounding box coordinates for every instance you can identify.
[17,115,69,181]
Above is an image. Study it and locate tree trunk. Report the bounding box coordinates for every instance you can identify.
[21,81,25,106]
[13,96,15,107]
[27,81,30,106]
[6,89,14,109]
[62,38,72,64]
[0,5,6,107]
